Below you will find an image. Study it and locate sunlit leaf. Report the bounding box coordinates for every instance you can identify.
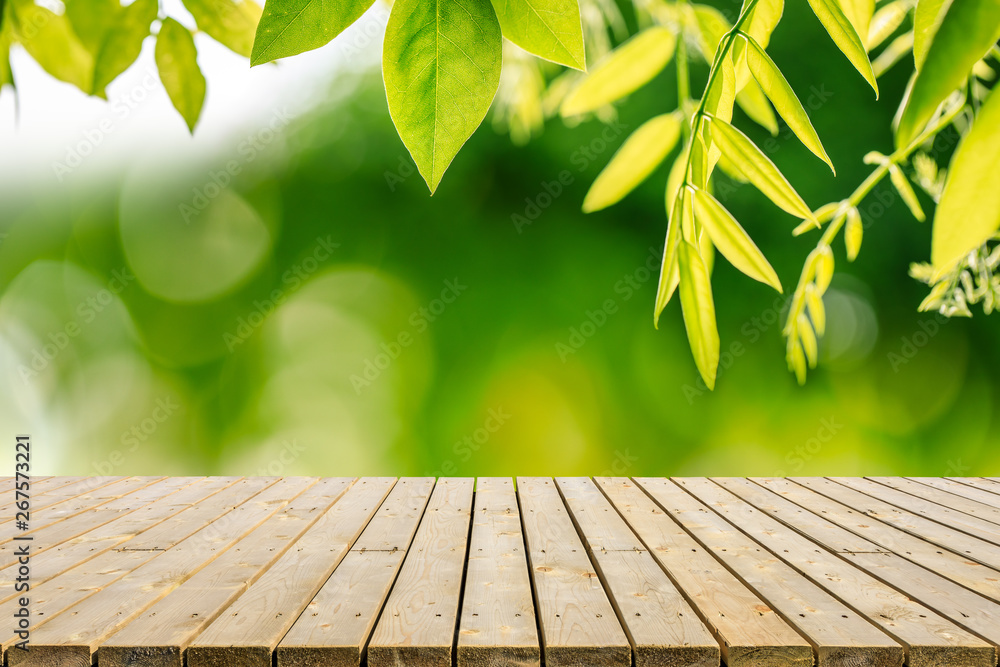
[156,18,206,133]
[812,245,835,293]
[845,206,862,260]
[788,338,806,384]
[797,313,818,366]
[92,0,157,94]
[8,0,93,93]
[678,239,720,389]
[912,0,947,69]
[702,52,735,180]
[583,112,681,212]
[182,0,262,57]
[0,18,13,94]
[65,0,119,54]
[491,0,585,69]
[866,0,909,50]
[872,31,913,78]
[692,186,782,291]
[888,164,925,221]
[560,27,675,116]
[805,0,878,96]
[706,116,814,221]
[742,34,835,172]
[931,86,1000,277]
[384,0,502,193]
[693,4,728,61]
[742,0,783,48]
[252,0,376,65]
[805,283,825,334]
[896,0,1000,148]
[838,0,874,45]
[735,80,778,135]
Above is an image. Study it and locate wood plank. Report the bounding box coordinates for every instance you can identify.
[678,477,994,667]
[0,477,121,517]
[946,478,1000,504]
[0,478,280,664]
[276,477,435,667]
[717,477,1000,650]
[187,477,396,667]
[368,478,474,667]
[902,477,1000,519]
[556,477,719,667]
[99,478,356,667]
[796,477,1000,572]
[516,477,630,667]
[7,477,318,667]
[0,477,196,567]
[0,476,155,535]
[596,477,811,667]
[751,478,1000,604]
[636,477,903,667]
[847,477,1000,545]
[457,477,539,667]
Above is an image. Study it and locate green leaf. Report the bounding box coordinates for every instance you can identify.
[888,164,925,221]
[896,0,1000,149]
[931,87,1000,277]
[92,0,157,94]
[156,18,206,133]
[693,4,729,61]
[9,0,93,93]
[491,0,584,69]
[735,80,778,135]
[866,0,909,50]
[251,0,375,65]
[706,116,814,221]
[583,112,681,212]
[692,186,782,291]
[805,283,825,334]
[678,239,720,390]
[742,34,834,172]
[182,0,263,57]
[560,27,675,117]
[913,0,948,69]
[844,206,862,261]
[805,0,878,96]
[0,18,13,94]
[742,0,783,48]
[384,0,502,193]
[655,179,687,322]
[838,0,874,44]
[65,0,119,54]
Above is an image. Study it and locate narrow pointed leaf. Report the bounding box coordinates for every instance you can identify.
[655,181,688,322]
[491,0,585,69]
[693,4,729,61]
[9,0,93,93]
[896,0,1000,149]
[931,86,1000,277]
[866,0,909,50]
[92,0,157,93]
[735,80,778,135]
[805,283,826,335]
[743,35,835,172]
[251,0,376,65]
[584,113,681,212]
[155,18,206,133]
[706,116,814,220]
[561,27,675,116]
[797,314,818,366]
[182,0,262,57]
[384,0,502,193]
[732,0,783,90]
[692,187,782,292]
[913,0,948,69]
[888,164,925,221]
[702,52,735,181]
[838,0,874,45]
[678,239,720,389]
[805,0,878,96]
[845,206,863,260]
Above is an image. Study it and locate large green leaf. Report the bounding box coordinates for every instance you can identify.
[678,239,720,390]
[838,0,874,43]
[806,0,878,96]
[491,0,584,69]
[92,0,157,94]
[384,0,502,193]
[736,80,778,135]
[9,0,93,93]
[156,18,206,133]
[583,113,681,212]
[896,0,1000,148]
[182,0,262,57]
[251,0,375,65]
[931,88,1000,277]
[912,0,948,69]
[692,187,782,291]
[743,35,834,172]
[706,116,814,221]
[560,27,675,117]
[65,0,119,54]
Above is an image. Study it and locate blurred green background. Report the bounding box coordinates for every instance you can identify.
[1,0,997,478]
